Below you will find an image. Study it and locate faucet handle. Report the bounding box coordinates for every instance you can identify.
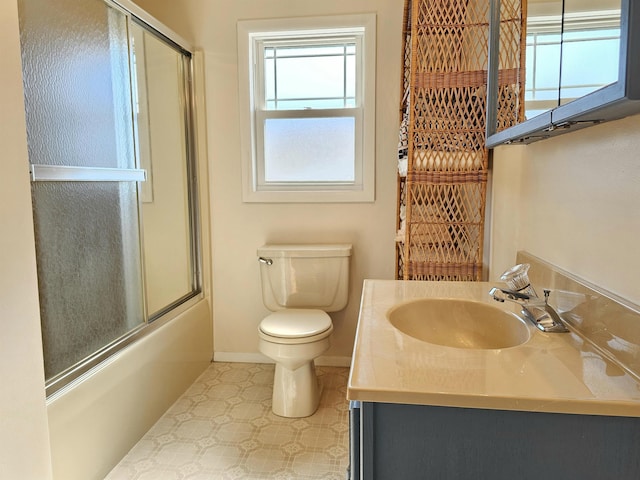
[491,287,532,302]
[489,287,546,307]
[500,264,537,297]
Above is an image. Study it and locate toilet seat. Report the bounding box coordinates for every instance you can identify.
[259,309,332,343]
[259,325,333,345]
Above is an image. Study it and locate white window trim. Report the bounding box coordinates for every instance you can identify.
[237,14,376,203]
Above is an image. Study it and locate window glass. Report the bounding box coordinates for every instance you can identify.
[264,43,356,110]
[263,117,355,183]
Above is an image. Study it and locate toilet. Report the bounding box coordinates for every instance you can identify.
[257,244,352,417]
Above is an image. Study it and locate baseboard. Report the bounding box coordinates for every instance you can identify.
[213,351,352,368]
[213,352,270,364]
[316,355,352,367]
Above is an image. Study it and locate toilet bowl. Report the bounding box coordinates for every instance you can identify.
[259,309,333,417]
[257,244,351,418]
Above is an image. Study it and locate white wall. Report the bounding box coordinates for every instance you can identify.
[0,1,53,478]
[134,0,404,363]
[491,113,640,305]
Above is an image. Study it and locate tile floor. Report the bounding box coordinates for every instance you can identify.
[106,362,350,480]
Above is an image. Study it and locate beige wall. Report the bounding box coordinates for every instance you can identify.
[136,0,640,361]
[491,114,640,305]
[135,0,404,362]
[1,1,214,477]
[0,1,53,478]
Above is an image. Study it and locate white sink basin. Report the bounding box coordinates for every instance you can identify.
[387,298,530,349]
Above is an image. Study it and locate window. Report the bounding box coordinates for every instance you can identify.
[238,15,376,202]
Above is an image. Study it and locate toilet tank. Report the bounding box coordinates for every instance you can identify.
[257,244,352,312]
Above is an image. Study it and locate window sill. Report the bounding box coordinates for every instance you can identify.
[242,187,374,203]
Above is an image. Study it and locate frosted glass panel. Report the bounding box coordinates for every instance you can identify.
[20,0,144,381]
[19,0,134,169]
[264,117,356,182]
[32,182,144,379]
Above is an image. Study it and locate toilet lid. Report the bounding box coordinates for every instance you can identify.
[260,309,332,338]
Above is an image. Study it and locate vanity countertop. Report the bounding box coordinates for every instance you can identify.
[347,280,640,417]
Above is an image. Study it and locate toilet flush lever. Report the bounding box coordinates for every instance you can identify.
[258,257,273,266]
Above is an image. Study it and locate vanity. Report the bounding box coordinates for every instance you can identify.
[347,254,640,479]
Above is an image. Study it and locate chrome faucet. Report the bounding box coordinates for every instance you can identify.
[489,286,569,333]
[489,263,569,333]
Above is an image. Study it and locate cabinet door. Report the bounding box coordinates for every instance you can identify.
[361,402,640,480]
[487,0,640,146]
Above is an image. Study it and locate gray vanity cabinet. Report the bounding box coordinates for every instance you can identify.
[353,402,640,480]
[486,0,640,146]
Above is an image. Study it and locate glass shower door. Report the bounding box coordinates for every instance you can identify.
[20,0,145,382]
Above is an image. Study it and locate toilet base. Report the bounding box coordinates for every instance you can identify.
[272,360,321,418]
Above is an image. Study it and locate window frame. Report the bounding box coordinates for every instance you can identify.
[237,14,376,203]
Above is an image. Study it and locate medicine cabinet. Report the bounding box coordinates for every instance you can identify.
[486,0,640,146]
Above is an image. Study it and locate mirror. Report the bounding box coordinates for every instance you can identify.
[487,0,639,146]
[525,0,564,120]
[559,0,621,105]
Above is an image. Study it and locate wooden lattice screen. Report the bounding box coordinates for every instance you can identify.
[396,0,525,281]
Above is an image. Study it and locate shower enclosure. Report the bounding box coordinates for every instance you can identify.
[19,0,201,396]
